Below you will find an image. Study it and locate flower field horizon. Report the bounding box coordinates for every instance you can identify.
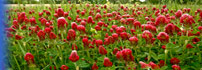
[5,2,202,70]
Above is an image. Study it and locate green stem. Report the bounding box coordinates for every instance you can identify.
[57,45,64,64]
[170,49,173,58]
[74,63,79,70]
[164,50,167,65]
[14,55,21,70]
[86,49,90,58]
[133,45,138,62]
[148,45,152,62]
[17,41,25,55]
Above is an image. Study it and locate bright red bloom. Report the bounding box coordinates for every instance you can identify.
[18,12,26,23]
[141,24,157,33]
[172,65,181,70]
[80,21,86,26]
[139,61,150,69]
[107,13,112,17]
[103,57,113,67]
[116,51,123,60]
[126,18,134,23]
[12,20,19,28]
[158,60,165,67]
[116,27,123,35]
[69,50,79,62]
[45,22,51,27]
[129,36,138,45]
[116,49,134,61]
[112,33,119,40]
[92,63,98,70]
[99,45,107,55]
[175,10,182,18]
[122,49,134,61]
[120,26,126,31]
[34,25,40,33]
[120,32,129,40]
[57,8,64,17]
[155,15,167,26]
[54,13,59,18]
[57,17,67,29]
[97,21,104,26]
[149,62,159,69]
[24,53,34,64]
[142,30,154,44]
[15,35,23,40]
[87,16,94,24]
[104,36,115,45]
[113,48,119,55]
[163,5,166,9]
[186,44,193,49]
[44,27,51,34]
[37,30,46,40]
[21,25,26,30]
[77,25,86,32]
[200,12,202,18]
[192,37,200,44]
[180,14,195,27]
[67,16,72,20]
[198,26,202,32]
[40,18,47,25]
[165,23,180,35]
[81,11,85,16]
[71,43,78,50]
[82,38,89,47]
[112,25,118,29]
[130,29,136,35]
[64,12,69,17]
[49,32,56,39]
[76,10,80,14]
[39,12,43,17]
[170,57,180,65]
[157,32,169,43]
[60,65,69,70]
[67,29,76,41]
[95,40,103,47]
[133,21,141,29]
[95,13,102,20]
[161,45,166,49]
[71,22,78,30]
[46,11,51,15]
[95,25,101,31]
[165,24,175,35]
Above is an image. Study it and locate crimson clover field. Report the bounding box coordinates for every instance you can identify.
[6,3,202,70]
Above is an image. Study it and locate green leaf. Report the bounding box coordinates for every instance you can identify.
[176,47,183,53]
[160,66,168,70]
[166,43,175,50]
[150,51,158,61]
[76,60,90,68]
[158,54,165,60]
[137,53,146,58]
[66,62,75,70]
[98,56,105,61]
[179,36,188,41]
[110,65,116,70]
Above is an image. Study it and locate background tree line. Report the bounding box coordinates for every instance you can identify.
[6,0,202,4]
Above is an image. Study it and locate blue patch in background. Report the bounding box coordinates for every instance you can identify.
[0,0,6,69]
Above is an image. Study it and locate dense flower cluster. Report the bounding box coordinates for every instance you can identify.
[6,3,201,70]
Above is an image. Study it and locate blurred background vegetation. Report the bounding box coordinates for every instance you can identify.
[6,0,202,4]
